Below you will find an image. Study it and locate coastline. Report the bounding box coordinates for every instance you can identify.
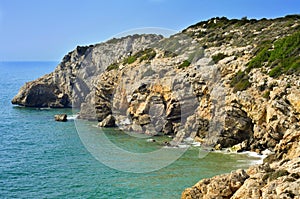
[10,16,300,198]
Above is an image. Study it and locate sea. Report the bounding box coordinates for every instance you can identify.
[0,61,261,199]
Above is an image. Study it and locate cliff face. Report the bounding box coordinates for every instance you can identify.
[179,16,300,198]
[78,15,300,152]
[11,34,163,107]
[12,15,300,198]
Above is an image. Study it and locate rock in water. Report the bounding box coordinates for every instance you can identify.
[98,115,116,127]
[54,114,67,122]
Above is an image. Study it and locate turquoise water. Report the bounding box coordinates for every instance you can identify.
[0,62,260,198]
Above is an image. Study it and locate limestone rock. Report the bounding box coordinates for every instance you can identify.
[12,34,163,109]
[138,114,151,125]
[54,114,67,122]
[287,88,300,114]
[181,169,249,199]
[230,140,248,152]
[130,123,143,133]
[98,114,116,127]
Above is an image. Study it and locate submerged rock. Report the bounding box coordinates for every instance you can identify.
[54,114,67,122]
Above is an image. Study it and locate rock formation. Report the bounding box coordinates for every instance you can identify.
[12,15,300,198]
[182,129,300,199]
[54,114,67,122]
[12,34,163,108]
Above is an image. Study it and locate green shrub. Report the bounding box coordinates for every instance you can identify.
[246,41,272,72]
[121,48,157,65]
[268,31,300,76]
[287,59,300,74]
[262,90,270,99]
[178,60,191,69]
[247,31,300,77]
[230,70,251,92]
[139,49,156,62]
[123,56,137,65]
[212,53,227,63]
[107,63,119,71]
[269,65,282,77]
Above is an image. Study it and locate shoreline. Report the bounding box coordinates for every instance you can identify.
[10,15,300,198]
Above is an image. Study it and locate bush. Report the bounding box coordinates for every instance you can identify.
[212,53,227,63]
[268,31,300,76]
[269,65,282,77]
[262,90,270,99]
[123,56,137,65]
[139,49,156,62]
[178,60,191,69]
[107,63,119,71]
[247,31,300,77]
[230,70,251,92]
[246,41,271,72]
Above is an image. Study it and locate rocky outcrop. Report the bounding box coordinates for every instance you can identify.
[180,16,300,199]
[54,114,67,122]
[12,34,163,108]
[182,129,300,199]
[182,169,249,199]
[98,114,116,127]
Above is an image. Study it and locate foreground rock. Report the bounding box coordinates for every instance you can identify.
[182,169,249,199]
[182,129,300,199]
[54,114,67,122]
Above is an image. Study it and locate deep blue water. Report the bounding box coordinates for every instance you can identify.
[0,62,260,198]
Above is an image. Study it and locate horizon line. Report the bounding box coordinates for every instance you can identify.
[0,60,60,62]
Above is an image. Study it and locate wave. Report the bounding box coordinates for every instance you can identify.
[67,114,78,120]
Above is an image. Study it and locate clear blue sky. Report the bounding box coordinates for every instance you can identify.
[0,0,299,61]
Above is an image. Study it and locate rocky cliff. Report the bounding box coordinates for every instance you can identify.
[12,34,163,107]
[12,15,300,198]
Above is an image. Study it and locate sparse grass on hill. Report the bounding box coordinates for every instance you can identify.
[246,31,300,77]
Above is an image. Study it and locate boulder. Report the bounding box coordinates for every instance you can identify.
[98,115,116,127]
[54,114,67,122]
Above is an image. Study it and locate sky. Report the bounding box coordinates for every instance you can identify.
[0,0,299,61]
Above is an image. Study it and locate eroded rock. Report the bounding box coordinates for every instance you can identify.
[54,114,67,122]
[98,114,116,127]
